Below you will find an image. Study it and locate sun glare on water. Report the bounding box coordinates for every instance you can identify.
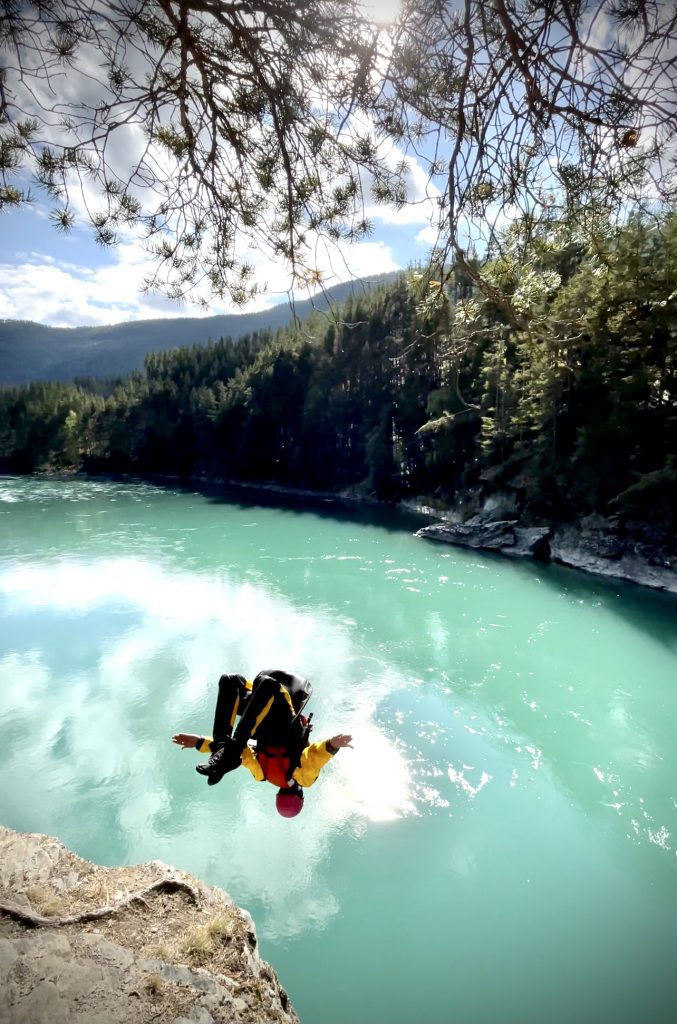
[331,721,414,822]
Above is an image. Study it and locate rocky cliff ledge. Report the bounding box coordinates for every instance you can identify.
[0,826,298,1024]
[410,499,677,594]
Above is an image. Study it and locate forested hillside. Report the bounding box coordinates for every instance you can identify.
[1,217,675,546]
[0,274,398,385]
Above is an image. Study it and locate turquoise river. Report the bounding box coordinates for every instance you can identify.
[1,476,676,1024]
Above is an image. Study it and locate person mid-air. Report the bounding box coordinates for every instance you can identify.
[172,669,352,818]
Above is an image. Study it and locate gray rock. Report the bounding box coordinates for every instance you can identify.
[14,931,72,959]
[550,529,677,592]
[76,933,135,968]
[416,519,516,550]
[477,491,520,522]
[412,501,676,592]
[0,830,69,890]
[0,937,18,981]
[154,962,222,993]
[2,979,70,1024]
[0,826,299,1024]
[507,527,551,560]
[173,1009,214,1024]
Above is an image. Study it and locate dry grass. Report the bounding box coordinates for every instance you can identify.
[179,915,232,965]
[79,876,110,904]
[206,915,232,940]
[152,941,173,962]
[144,971,165,997]
[179,925,212,963]
[25,885,61,917]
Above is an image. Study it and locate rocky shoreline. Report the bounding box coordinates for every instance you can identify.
[410,505,677,595]
[0,826,298,1024]
[179,476,677,595]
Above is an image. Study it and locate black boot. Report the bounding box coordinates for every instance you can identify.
[196,738,242,786]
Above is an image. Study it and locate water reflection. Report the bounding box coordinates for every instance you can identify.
[0,555,420,940]
[3,477,677,1023]
[447,764,492,800]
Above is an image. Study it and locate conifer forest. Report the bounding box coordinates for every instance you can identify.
[1,215,675,548]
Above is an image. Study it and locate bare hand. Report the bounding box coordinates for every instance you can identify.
[172,733,200,750]
[329,734,353,750]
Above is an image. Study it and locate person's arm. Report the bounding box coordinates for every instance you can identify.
[173,731,254,780]
[172,733,216,754]
[326,734,353,754]
[294,734,353,787]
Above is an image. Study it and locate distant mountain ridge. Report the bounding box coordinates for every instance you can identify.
[0,272,401,385]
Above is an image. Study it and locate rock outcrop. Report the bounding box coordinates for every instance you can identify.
[416,519,552,560]
[413,498,677,593]
[548,516,677,592]
[0,826,298,1024]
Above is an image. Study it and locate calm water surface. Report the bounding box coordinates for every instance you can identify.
[1,476,676,1023]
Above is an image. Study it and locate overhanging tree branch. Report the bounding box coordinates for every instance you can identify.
[0,0,397,304]
[382,0,677,328]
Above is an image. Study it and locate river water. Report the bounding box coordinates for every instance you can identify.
[1,476,676,1023]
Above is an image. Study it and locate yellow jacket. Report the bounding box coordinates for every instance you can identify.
[197,737,335,788]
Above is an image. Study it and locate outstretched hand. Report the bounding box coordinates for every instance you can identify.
[172,733,200,750]
[329,734,353,749]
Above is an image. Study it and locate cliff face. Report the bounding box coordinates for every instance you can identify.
[0,826,298,1024]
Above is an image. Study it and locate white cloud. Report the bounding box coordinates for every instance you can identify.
[0,231,402,327]
[415,225,442,248]
[0,243,177,327]
[367,151,442,229]
[345,111,442,231]
[360,0,402,25]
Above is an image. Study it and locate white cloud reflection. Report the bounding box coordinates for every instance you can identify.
[0,556,415,939]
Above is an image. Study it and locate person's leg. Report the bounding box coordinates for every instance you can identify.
[232,672,291,749]
[198,673,290,787]
[197,673,248,784]
[211,674,248,742]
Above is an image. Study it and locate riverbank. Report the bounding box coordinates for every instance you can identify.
[10,469,677,594]
[409,507,677,595]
